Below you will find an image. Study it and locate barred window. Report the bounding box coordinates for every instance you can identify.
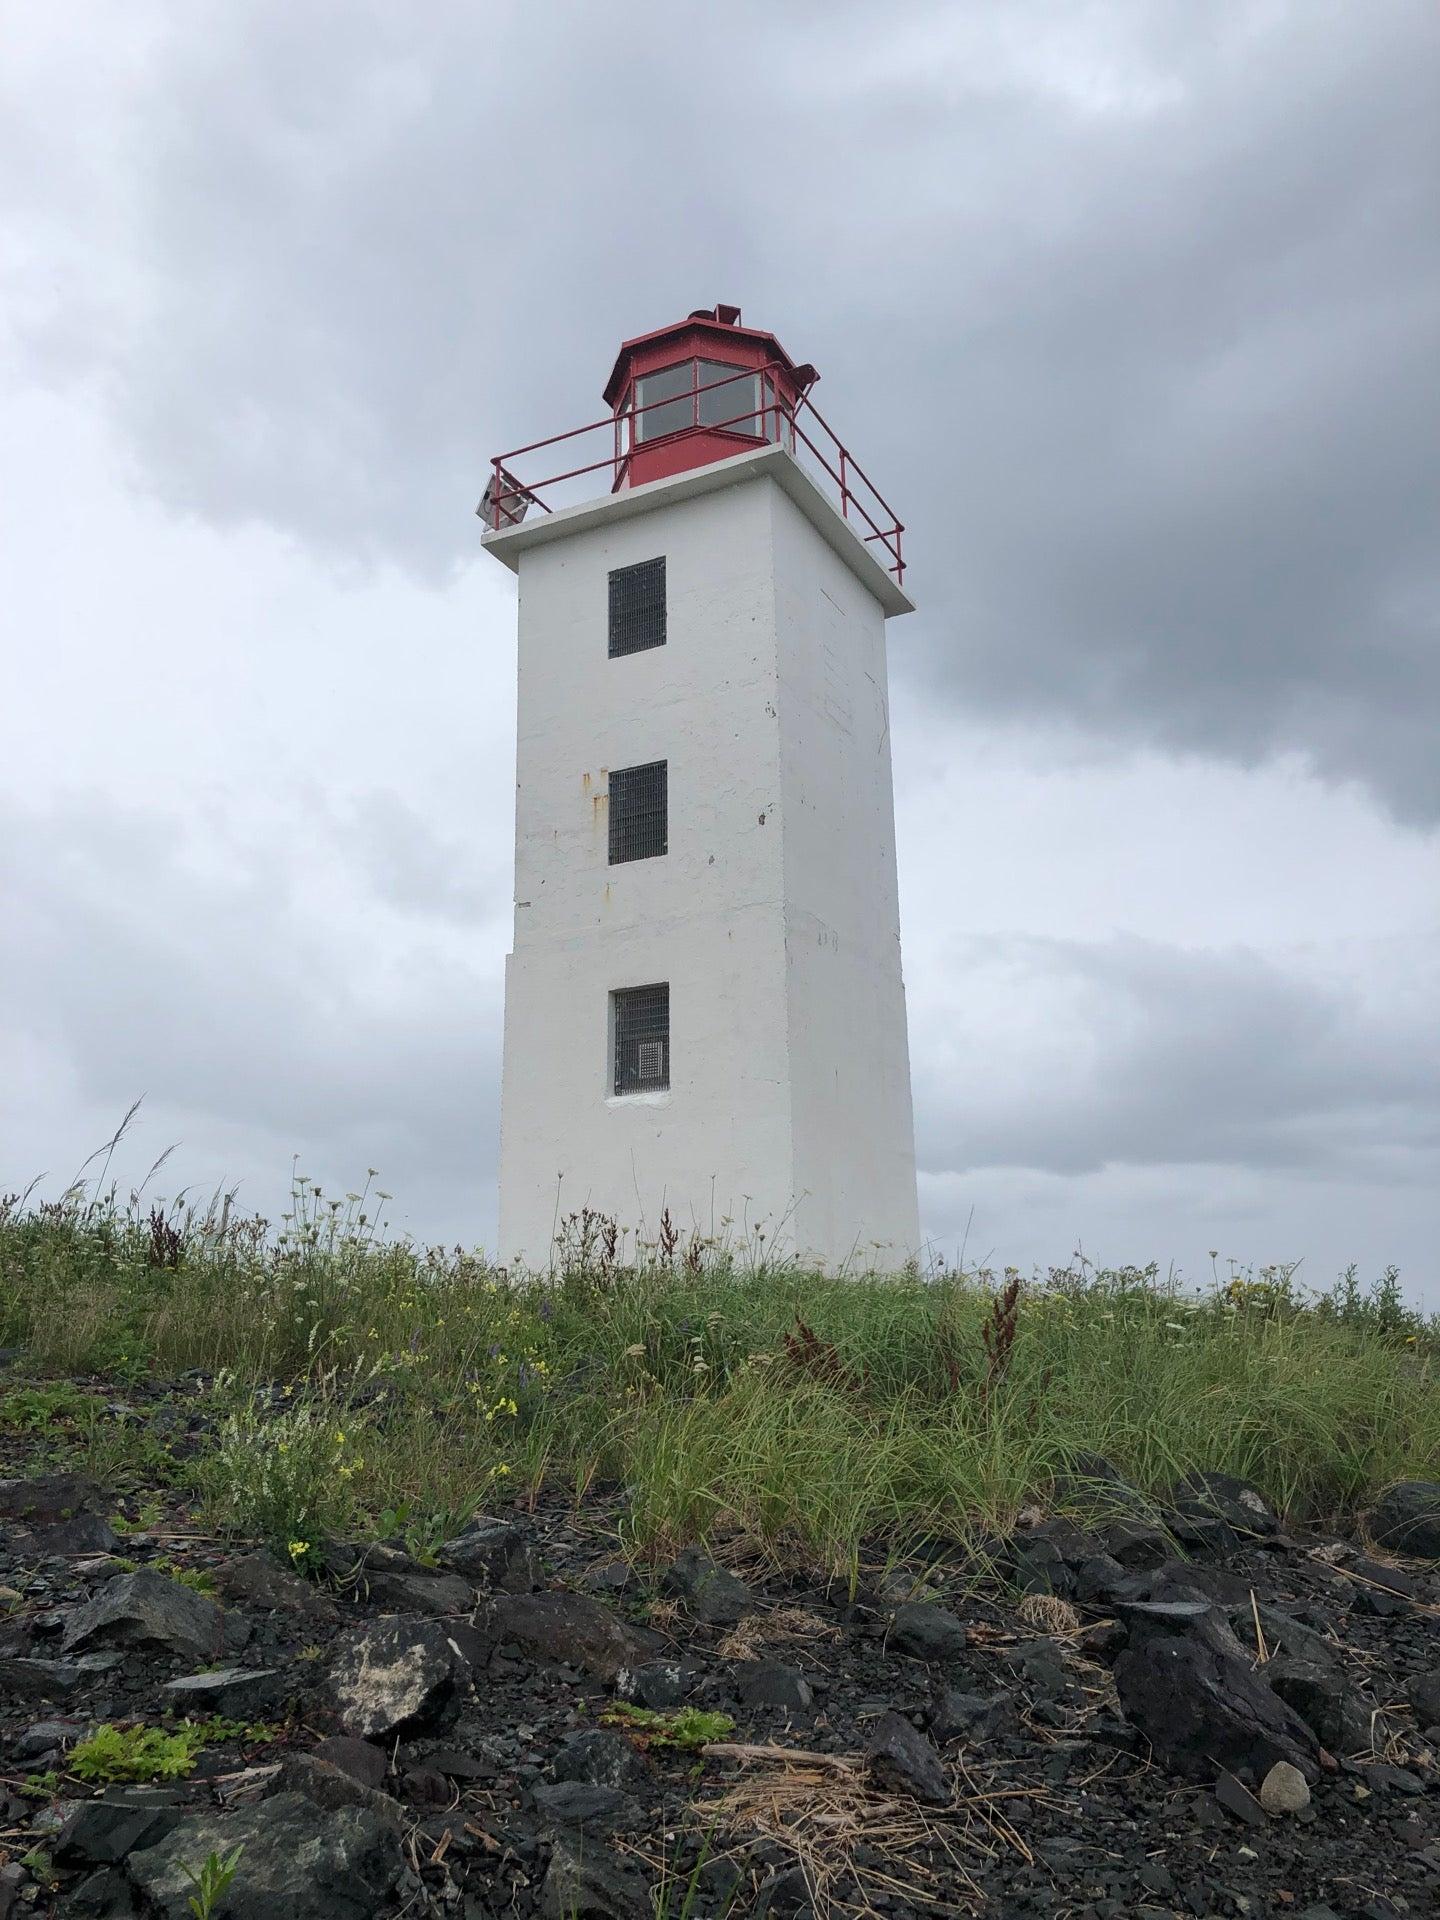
[608,557,666,657]
[612,983,669,1095]
[609,760,667,865]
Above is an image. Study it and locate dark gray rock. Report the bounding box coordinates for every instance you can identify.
[577,1558,640,1597]
[888,1600,967,1661]
[928,1684,1015,1744]
[1405,1672,1440,1726]
[359,1568,475,1615]
[54,1794,182,1866]
[539,1832,652,1919]
[68,1867,138,1917]
[437,1518,531,1586]
[1098,1516,1171,1569]
[1051,1454,1151,1518]
[1214,1770,1266,1826]
[532,1780,637,1830]
[1227,1603,1337,1669]
[1171,1471,1280,1540]
[162,1666,284,1715]
[0,1653,122,1701]
[127,1792,401,1919]
[311,1735,388,1790]
[864,1709,950,1804]
[13,1718,82,1759]
[734,1661,815,1712]
[30,1512,119,1556]
[551,1729,655,1795]
[662,1547,752,1626]
[324,1619,459,1737]
[1074,1554,1143,1606]
[219,1551,333,1617]
[0,1474,104,1524]
[1366,1481,1440,1558]
[273,1754,405,1829]
[1114,1598,1322,1784]
[616,1659,697,1709]
[61,1570,222,1664]
[1267,1657,1373,1755]
[489,1592,661,1681]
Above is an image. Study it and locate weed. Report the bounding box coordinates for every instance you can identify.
[18,1849,56,1889]
[70,1722,207,1784]
[182,1844,245,1920]
[20,1770,61,1799]
[157,1560,217,1595]
[602,1703,736,1750]
[0,1381,93,1433]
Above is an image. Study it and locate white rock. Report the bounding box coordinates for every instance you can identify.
[1259,1759,1311,1814]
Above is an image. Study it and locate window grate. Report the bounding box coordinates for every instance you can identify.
[609,760,668,864]
[613,982,669,1095]
[609,557,666,657]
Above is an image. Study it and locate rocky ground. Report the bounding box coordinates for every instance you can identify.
[1,1376,1438,1919]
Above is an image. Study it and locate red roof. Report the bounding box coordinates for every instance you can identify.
[601,305,803,409]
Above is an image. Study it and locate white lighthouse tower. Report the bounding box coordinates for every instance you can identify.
[480,305,919,1270]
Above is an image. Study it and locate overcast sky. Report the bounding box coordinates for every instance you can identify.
[2,2,1437,1296]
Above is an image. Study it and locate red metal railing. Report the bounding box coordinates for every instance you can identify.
[480,360,905,583]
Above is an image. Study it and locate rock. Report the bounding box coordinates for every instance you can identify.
[578,1559,639,1597]
[532,1780,637,1830]
[61,1570,222,1664]
[662,1548,752,1625]
[864,1709,950,1804]
[1113,1598,1321,1784]
[324,1620,460,1737]
[162,1667,284,1715]
[616,1659,697,1710]
[1171,1471,1280,1540]
[0,1474,104,1524]
[273,1754,405,1829]
[1349,1556,1419,1615]
[126,1792,401,1919]
[0,1653,122,1700]
[1098,1516,1170,1569]
[219,1551,333,1617]
[539,1831,652,1918]
[551,1729,655,1795]
[1405,1672,1440,1726]
[1366,1481,1440,1558]
[1051,1452,1147,1510]
[1215,1770,1266,1826]
[1228,1603,1337,1669]
[311,1736,388,1790]
[734,1661,815,1712]
[30,1513,119,1556]
[54,1794,182,1866]
[888,1600,968,1661]
[1074,1554,1143,1606]
[489,1592,661,1682]
[1259,1759,1311,1813]
[68,1866,138,1916]
[1267,1657,1373,1755]
[13,1718,83,1759]
[437,1518,530,1585]
[359,1568,475,1615]
[928,1684,1015,1744]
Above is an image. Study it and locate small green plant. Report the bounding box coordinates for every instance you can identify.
[0,1381,92,1433]
[20,1769,61,1799]
[70,1721,207,1784]
[182,1843,245,1920]
[375,1494,484,1567]
[190,1715,278,1746]
[113,1497,167,1535]
[601,1703,735,1751]
[18,1848,57,1888]
[157,1559,217,1594]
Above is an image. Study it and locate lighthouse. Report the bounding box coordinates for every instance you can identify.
[480,306,920,1270]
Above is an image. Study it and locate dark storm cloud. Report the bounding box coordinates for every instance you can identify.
[913,934,1440,1179]
[11,2,1438,818]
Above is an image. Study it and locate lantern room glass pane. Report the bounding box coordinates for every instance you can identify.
[698,361,761,435]
[634,362,694,442]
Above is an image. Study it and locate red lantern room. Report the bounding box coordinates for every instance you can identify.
[603,303,818,492]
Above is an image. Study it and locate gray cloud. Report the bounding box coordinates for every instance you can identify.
[913,934,1439,1179]
[6,1,1437,817]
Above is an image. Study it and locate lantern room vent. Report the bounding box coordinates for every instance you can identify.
[608,557,666,657]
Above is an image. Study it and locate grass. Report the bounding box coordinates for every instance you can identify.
[1,1169,1436,1582]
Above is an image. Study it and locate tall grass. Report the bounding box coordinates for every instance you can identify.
[1,1174,1435,1579]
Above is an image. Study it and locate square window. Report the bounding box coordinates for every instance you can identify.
[609,760,667,864]
[608,557,666,657]
[612,983,669,1094]
[634,362,694,443]
[698,360,761,436]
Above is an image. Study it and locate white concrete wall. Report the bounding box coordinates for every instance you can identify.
[494,458,918,1269]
